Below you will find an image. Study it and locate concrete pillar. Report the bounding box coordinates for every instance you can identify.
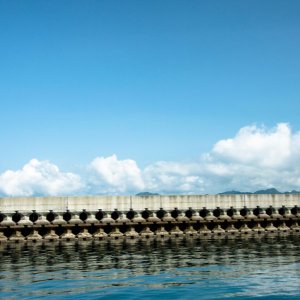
[291,222,300,233]
[52,215,67,225]
[239,223,252,234]
[116,214,131,224]
[1,215,15,226]
[0,231,7,242]
[44,229,59,241]
[147,212,161,222]
[93,228,107,239]
[252,222,265,233]
[212,224,225,234]
[199,224,211,235]
[18,215,33,226]
[176,212,189,222]
[170,225,183,236]
[140,226,154,238]
[9,230,25,242]
[68,214,83,225]
[84,213,99,225]
[27,230,42,241]
[35,215,50,225]
[162,212,175,222]
[225,224,239,234]
[190,211,203,221]
[77,228,93,240]
[278,222,290,232]
[184,225,198,236]
[265,222,278,233]
[109,227,123,238]
[132,213,146,223]
[155,226,169,237]
[101,214,115,224]
[61,229,76,240]
[124,226,139,238]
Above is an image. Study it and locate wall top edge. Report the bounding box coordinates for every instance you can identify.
[0,193,300,200]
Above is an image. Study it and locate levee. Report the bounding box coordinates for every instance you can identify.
[0,194,299,243]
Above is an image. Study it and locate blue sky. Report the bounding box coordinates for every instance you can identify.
[0,1,300,196]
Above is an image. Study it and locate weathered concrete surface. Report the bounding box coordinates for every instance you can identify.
[0,194,299,213]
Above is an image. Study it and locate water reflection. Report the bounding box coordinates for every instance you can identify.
[0,236,300,299]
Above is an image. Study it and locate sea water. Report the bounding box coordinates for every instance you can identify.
[0,235,300,299]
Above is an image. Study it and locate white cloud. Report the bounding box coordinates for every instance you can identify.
[0,159,83,197]
[89,154,145,194]
[143,161,205,194]
[212,123,299,168]
[1,123,300,196]
[203,123,300,192]
[140,123,300,194]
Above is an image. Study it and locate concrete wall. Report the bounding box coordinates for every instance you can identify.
[1,194,300,213]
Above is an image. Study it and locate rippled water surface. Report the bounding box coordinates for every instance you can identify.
[1,235,300,299]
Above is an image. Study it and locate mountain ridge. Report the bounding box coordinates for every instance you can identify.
[219,188,300,195]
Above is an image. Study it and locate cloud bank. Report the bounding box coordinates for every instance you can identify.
[0,159,83,196]
[1,123,300,196]
[89,154,145,194]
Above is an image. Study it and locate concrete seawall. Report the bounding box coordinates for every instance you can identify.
[1,194,300,213]
[0,194,300,243]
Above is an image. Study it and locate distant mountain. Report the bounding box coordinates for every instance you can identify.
[284,190,300,194]
[254,188,281,194]
[219,188,300,195]
[219,190,251,195]
[219,191,243,195]
[136,192,160,196]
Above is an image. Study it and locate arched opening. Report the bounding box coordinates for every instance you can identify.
[63,211,72,222]
[141,209,151,219]
[0,213,6,222]
[126,209,136,220]
[185,208,195,218]
[199,208,209,218]
[291,206,300,215]
[79,211,88,221]
[95,210,104,221]
[240,207,249,217]
[12,212,22,223]
[46,211,56,222]
[278,206,288,216]
[226,207,235,217]
[213,207,223,217]
[266,206,275,216]
[111,210,120,220]
[29,211,39,222]
[156,208,166,219]
[253,206,262,216]
[171,208,180,218]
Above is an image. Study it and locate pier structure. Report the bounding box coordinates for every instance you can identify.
[0,194,300,243]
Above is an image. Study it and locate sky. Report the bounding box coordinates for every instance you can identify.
[0,0,300,196]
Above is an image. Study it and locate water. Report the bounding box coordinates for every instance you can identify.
[1,235,300,299]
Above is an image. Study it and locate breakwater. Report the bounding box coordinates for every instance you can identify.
[0,194,300,243]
